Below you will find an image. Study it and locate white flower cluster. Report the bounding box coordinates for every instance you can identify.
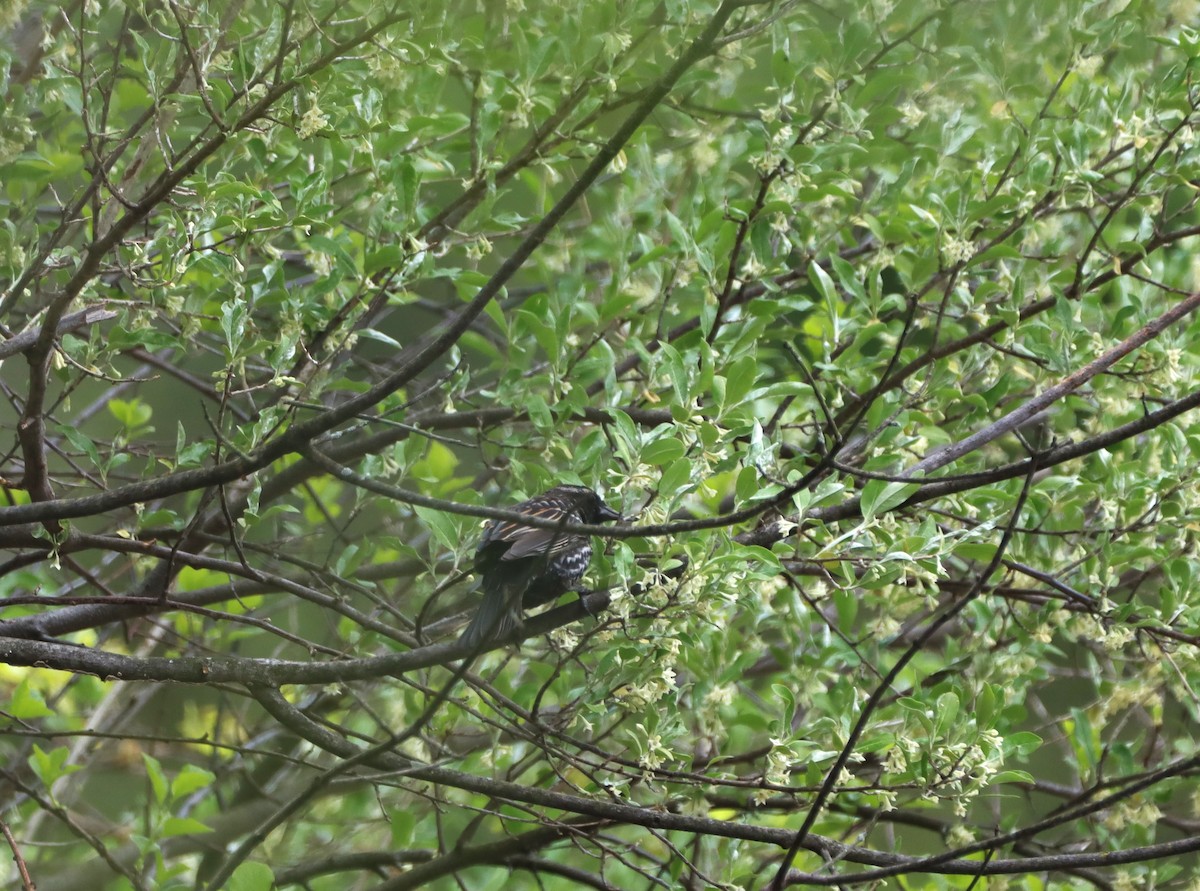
[614,646,680,712]
[367,45,411,89]
[0,115,33,166]
[754,123,795,175]
[465,236,492,261]
[1103,796,1162,833]
[752,743,794,805]
[1074,53,1103,78]
[634,723,675,772]
[298,102,328,139]
[941,234,976,265]
[887,727,1005,817]
[898,100,925,127]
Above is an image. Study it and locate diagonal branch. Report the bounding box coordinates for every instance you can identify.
[903,290,1200,478]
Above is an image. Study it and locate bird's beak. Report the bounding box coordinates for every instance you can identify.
[597,503,622,522]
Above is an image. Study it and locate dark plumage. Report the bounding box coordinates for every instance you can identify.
[459,485,621,649]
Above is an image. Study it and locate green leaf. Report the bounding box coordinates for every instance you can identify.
[364,245,407,276]
[525,393,553,430]
[833,590,858,634]
[772,684,796,730]
[143,753,169,805]
[413,506,462,554]
[29,745,82,786]
[642,437,685,466]
[933,691,959,737]
[171,765,216,800]
[630,245,670,270]
[606,409,641,460]
[161,816,214,837]
[220,299,247,354]
[860,480,919,521]
[1004,731,1042,758]
[356,327,404,350]
[810,262,838,312]
[10,679,54,719]
[177,439,214,467]
[659,457,694,496]
[58,424,101,467]
[735,465,758,502]
[228,862,275,891]
[975,683,1000,728]
[724,355,758,407]
[740,545,782,571]
[392,809,416,846]
[1066,708,1101,777]
[411,441,460,483]
[108,398,153,431]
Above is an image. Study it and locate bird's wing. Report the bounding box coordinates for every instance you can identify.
[502,529,583,560]
[480,501,582,561]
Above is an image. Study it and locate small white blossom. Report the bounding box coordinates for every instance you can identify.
[691,142,719,172]
[1103,624,1135,652]
[298,102,328,138]
[941,234,976,265]
[947,824,974,848]
[465,237,492,261]
[636,726,674,772]
[899,101,925,126]
[706,684,736,707]
[765,745,792,788]
[884,745,908,774]
[1075,54,1103,78]
[1112,872,1144,891]
[1164,347,1182,382]
[549,627,579,649]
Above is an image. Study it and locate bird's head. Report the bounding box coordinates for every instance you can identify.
[548,485,622,523]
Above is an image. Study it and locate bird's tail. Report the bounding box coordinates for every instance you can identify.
[459,578,522,650]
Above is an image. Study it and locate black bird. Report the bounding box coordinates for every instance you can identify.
[459,485,621,649]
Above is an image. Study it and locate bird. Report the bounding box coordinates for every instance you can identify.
[459,485,621,649]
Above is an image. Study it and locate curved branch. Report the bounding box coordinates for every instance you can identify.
[0,590,607,683]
